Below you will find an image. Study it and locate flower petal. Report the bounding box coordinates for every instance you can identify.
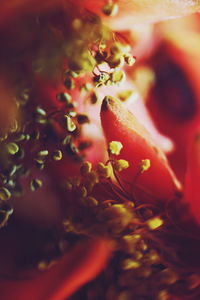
[184,132,200,223]
[101,96,181,201]
[0,238,112,300]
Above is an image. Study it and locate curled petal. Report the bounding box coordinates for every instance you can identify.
[0,238,112,300]
[101,96,181,201]
[185,132,200,223]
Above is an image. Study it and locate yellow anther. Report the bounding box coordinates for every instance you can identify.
[38,260,56,271]
[147,250,160,263]
[117,90,132,102]
[97,162,112,179]
[140,159,151,173]
[110,42,123,55]
[85,171,99,185]
[0,188,11,201]
[147,217,163,230]
[6,143,19,155]
[109,141,123,155]
[102,204,133,234]
[122,259,141,270]
[102,2,118,17]
[82,196,98,207]
[72,18,82,30]
[80,161,92,176]
[52,150,62,161]
[30,179,43,191]
[110,70,125,84]
[65,115,76,132]
[113,159,129,172]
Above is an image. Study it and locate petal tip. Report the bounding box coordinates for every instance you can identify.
[101,95,116,112]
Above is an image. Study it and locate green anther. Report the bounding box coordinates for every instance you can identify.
[77,114,90,124]
[62,135,72,146]
[0,204,13,228]
[9,165,17,177]
[30,179,43,191]
[52,150,62,161]
[14,133,26,142]
[65,115,76,132]
[109,141,123,155]
[6,143,19,155]
[65,70,79,78]
[113,159,129,172]
[37,150,49,157]
[140,159,151,173]
[36,106,46,116]
[0,188,11,201]
[102,2,118,16]
[57,92,72,103]
[26,134,30,140]
[64,77,75,90]
[146,217,163,230]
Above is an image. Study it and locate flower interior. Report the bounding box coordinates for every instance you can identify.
[0,1,200,300]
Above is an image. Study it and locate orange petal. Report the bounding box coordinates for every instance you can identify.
[184,132,200,223]
[101,96,181,201]
[0,238,112,300]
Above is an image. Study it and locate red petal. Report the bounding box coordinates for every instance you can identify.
[101,96,181,201]
[184,132,200,223]
[0,238,112,300]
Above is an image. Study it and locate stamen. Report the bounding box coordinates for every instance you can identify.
[112,159,129,172]
[108,141,123,155]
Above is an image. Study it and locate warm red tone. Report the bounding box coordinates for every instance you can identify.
[0,238,112,300]
[101,96,181,201]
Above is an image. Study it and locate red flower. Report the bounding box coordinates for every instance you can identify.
[1,1,200,300]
